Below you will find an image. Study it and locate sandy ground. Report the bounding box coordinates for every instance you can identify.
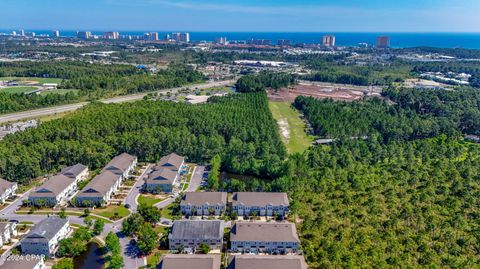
[277,119,290,140]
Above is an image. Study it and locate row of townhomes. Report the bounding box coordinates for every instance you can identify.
[0,177,18,203]
[180,191,289,217]
[159,254,307,269]
[145,153,185,193]
[20,216,70,257]
[76,153,137,206]
[28,164,89,207]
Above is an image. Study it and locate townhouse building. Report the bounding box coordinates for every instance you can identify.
[159,254,221,269]
[21,216,70,257]
[0,256,45,269]
[231,192,289,217]
[168,220,224,251]
[180,192,227,216]
[145,153,184,193]
[228,255,307,269]
[0,178,18,204]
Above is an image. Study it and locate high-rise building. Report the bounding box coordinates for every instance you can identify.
[247,39,272,46]
[19,29,25,36]
[376,36,391,48]
[277,39,292,46]
[52,30,60,38]
[215,37,228,45]
[104,31,120,40]
[144,32,159,41]
[11,31,16,36]
[171,32,190,43]
[77,31,91,39]
[322,35,336,47]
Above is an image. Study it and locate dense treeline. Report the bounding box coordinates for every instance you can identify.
[302,71,369,86]
[275,136,480,268]
[235,71,296,92]
[0,91,79,114]
[0,92,286,183]
[412,62,480,88]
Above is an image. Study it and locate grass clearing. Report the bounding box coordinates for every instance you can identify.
[138,195,162,207]
[40,89,79,95]
[161,204,176,220]
[92,205,130,220]
[0,77,64,84]
[0,86,38,94]
[268,101,314,154]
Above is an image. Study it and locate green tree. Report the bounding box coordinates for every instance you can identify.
[52,258,74,269]
[198,243,211,254]
[138,203,161,223]
[93,219,105,235]
[137,224,158,255]
[109,253,124,269]
[58,208,67,219]
[105,232,121,255]
[121,213,144,236]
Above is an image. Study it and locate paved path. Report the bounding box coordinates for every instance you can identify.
[124,164,151,212]
[187,165,205,192]
[0,80,235,124]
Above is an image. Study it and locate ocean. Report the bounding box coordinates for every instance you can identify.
[2,30,480,49]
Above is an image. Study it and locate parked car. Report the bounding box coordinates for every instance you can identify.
[124,204,131,209]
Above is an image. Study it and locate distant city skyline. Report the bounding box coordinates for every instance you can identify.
[1,0,480,32]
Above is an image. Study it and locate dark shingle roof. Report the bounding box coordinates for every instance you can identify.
[102,153,136,175]
[169,220,224,241]
[232,192,289,207]
[180,192,227,206]
[231,222,299,243]
[146,168,178,185]
[154,153,184,171]
[0,178,16,195]
[160,254,221,269]
[23,216,68,242]
[29,174,74,198]
[0,257,43,269]
[228,255,307,269]
[60,163,88,179]
[78,171,121,197]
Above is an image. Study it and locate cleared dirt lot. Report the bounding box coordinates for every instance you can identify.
[268,81,383,102]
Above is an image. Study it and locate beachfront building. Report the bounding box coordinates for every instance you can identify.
[0,178,18,203]
[21,216,70,257]
[231,192,289,217]
[168,220,224,252]
[180,192,227,216]
[28,164,88,207]
[230,222,300,254]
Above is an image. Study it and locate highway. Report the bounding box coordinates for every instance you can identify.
[0,79,235,124]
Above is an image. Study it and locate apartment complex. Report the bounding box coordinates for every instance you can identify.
[76,153,136,206]
[159,254,221,269]
[21,216,70,257]
[29,164,88,206]
[228,255,307,269]
[145,153,184,193]
[0,178,17,203]
[231,192,289,217]
[180,192,227,216]
[230,222,300,254]
[168,220,224,251]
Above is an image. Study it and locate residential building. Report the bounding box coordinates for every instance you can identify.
[77,31,91,39]
[231,192,289,217]
[322,35,336,47]
[230,222,300,254]
[145,153,184,193]
[228,255,307,269]
[215,37,228,45]
[21,216,70,257]
[29,164,88,207]
[76,153,136,206]
[168,220,224,251]
[278,39,292,46]
[144,32,159,41]
[0,178,17,203]
[104,31,120,40]
[0,256,45,269]
[52,30,60,37]
[180,192,227,216]
[159,254,221,269]
[0,222,17,246]
[171,32,190,43]
[377,36,391,48]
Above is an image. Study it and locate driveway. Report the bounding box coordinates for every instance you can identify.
[186,165,204,192]
[124,164,151,212]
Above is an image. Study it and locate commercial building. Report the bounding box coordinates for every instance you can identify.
[21,216,70,257]
[0,178,18,203]
[180,192,227,216]
[168,220,224,251]
[77,31,91,39]
[29,164,88,207]
[377,36,391,48]
[76,153,136,206]
[322,35,336,47]
[145,153,184,193]
[159,254,221,269]
[0,222,17,246]
[230,222,300,254]
[231,192,289,217]
[0,257,45,269]
[228,255,307,269]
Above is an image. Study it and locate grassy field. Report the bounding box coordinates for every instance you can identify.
[0,86,38,94]
[92,205,130,220]
[40,89,79,95]
[269,101,314,154]
[138,195,162,207]
[0,77,64,84]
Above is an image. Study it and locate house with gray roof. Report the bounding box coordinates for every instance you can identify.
[0,222,17,246]
[228,255,307,269]
[0,256,45,269]
[230,222,300,254]
[145,168,178,193]
[159,254,221,269]
[169,220,224,252]
[232,192,289,217]
[180,192,227,216]
[103,153,137,178]
[21,216,70,257]
[0,178,17,204]
[154,153,185,172]
[29,164,89,207]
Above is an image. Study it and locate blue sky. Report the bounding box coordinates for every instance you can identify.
[1,0,479,32]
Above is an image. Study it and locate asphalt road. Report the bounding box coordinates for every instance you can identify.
[0,80,235,124]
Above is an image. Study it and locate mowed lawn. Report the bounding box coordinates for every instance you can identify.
[138,194,162,206]
[269,101,314,154]
[0,86,38,94]
[0,77,64,84]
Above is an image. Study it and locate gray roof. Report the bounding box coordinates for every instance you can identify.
[0,178,16,195]
[0,257,43,269]
[169,220,224,241]
[154,153,184,171]
[60,163,88,179]
[0,222,12,232]
[29,174,74,198]
[160,254,221,269]
[228,255,307,269]
[22,216,68,242]
[78,171,121,197]
[102,153,136,175]
[146,168,178,185]
[232,192,289,207]
[180,192,227,206]
[231,222,299,243]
